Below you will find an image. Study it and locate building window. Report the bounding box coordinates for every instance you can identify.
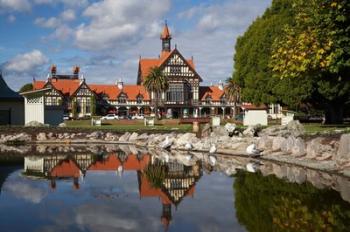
[205,96,212,104]
[77,98,82,113]
[136,95,143,104]
[220,97,226,105]
[170,66,181,74]
[166,84,183,102]
[118,94,127,103]
[86,97,91,113]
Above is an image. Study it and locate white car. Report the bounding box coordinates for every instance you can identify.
[132,114,145,120]
[101,114,119,120]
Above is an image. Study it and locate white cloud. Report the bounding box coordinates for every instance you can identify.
[35,17,60,28]
[5,49,48,73]
[3,181,47,204]
[75,0,170,51]
[61,9,75,21]
[0,0,31,12]
[33,0,88,8]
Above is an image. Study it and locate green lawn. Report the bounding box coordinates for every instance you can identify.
[65,119,192,133]
[303,123,350,135]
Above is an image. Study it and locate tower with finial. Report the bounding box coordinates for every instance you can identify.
[161,20,171,54]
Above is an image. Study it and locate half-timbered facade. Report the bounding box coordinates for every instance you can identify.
[32,22,238,119]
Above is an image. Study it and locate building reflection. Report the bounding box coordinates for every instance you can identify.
[23,151,202,230]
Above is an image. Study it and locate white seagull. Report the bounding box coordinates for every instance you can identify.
[246,144,261,157]
[246,162,259,173]
[160,136,172,150]
[184,142,193,150]
[209,155,217,166]
[209,144,217,154]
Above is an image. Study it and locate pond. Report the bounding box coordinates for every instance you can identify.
[1,146,350,232]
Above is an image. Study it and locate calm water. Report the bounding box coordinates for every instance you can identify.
[1,147,350,232]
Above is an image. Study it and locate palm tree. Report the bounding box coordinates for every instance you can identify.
[225,78,241,118]
[143,67,169,119]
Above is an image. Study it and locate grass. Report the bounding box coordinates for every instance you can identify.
[303,123,350,135]
[65,119,193,133]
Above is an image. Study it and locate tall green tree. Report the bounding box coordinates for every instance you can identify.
[19,83,33,93]
[270,0,350,124]
[143,67,169,119]
[233,0,298,105]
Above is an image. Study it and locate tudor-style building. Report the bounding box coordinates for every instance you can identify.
[32,22,238,119]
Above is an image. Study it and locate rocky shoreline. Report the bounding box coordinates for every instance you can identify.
[1,121,350,176]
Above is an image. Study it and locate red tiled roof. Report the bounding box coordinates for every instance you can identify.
[139,49,196,83]
[90,84,121,101]
[122,85,150,101]
[33,79,82,96]
[199,86,225,101]
[51,159,81,178]
[241,103,268,110]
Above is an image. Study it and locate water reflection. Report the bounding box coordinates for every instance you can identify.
[22,151,202,231]
[2,146,350,231]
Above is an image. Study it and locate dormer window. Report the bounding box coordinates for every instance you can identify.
[136,95,143,104]
[220,96,226,105]
[118,94,127,103]
[205,96,212,104]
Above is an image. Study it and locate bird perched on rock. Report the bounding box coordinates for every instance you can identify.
[185,142,193,150]
[209,144,217,154]
[160,136,172,150]
[185,153,193,161]
[246,144,261,157]
[209,155,217,166]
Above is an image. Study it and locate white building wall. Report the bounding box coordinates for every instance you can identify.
[243,110,268,126]
[24,157,44,172]
[24,96,45,124]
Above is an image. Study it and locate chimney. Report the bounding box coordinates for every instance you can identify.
[73,66,80,78]
[116,78,124,90]
[50,65,57,77]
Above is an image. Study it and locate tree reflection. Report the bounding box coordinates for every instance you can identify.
[234,171,350,232]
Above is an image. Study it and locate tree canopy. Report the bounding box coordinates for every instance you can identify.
[19,83,33,93]
[232,0,350,123]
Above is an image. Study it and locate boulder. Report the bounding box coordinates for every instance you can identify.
[174,133,196,146]
[257,135,273,151]
[259,120,304,138]
[36,132,47,141]
[281,136,296,153]
[58,123,66,127]
[200,123,211,137]
[211,126,228,137]
[119,132,131,142]
[25,121,47,127]
[137,133,149,140]
[272,136,286,151]
[335,134,350,167]
[128,132,139,142]
[305,137,334,160]
[291,137,306,157]
[243,124,262,137]
[286,120,305,137]
[87,131,103,140]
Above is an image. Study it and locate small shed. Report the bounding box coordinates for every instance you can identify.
[0,73,24,125]
[241,104,268,126]
[21,88,64,126]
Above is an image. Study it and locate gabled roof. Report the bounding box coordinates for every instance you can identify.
[90,84,121,101]
[33,79,83,97]
[199,86,225,101]
[0,73,23,101]
[50,159,81,178]
[122,85,150,101]
[241,103,268,110]
[138,48,199,83]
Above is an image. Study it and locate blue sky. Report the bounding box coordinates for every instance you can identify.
[0,0,271,90]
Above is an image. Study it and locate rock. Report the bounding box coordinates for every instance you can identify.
[281,136,296,153]
[87,131,103,140]
[137,133,149,140]
[257,135,273,151]
[36,132,47,141]
[119,132,131,142]
[272,136,286,151]
[211,126,228,137]
[128,132,139,141]
[335,134,350,167]
[286,120,305,137]
[174,133,196,146]
[291,137,306,157]
[25,121,48,127]
[243,124,261,137]
[200,123,211,138]
[305,137,334,160]
[58,123,66,127]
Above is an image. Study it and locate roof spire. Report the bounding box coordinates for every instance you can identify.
[161,20,171,40]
